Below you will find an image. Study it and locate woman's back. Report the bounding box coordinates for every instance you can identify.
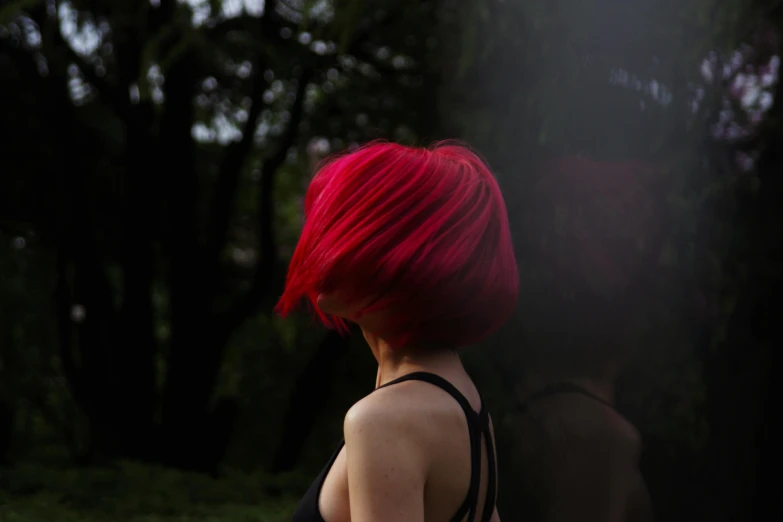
[514,386,652,522]
[293,371,499,522]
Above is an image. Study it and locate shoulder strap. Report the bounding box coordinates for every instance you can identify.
[517,381,613,414]
[378,371,482,422]
[377,372,496,522]
[479,407,498,522]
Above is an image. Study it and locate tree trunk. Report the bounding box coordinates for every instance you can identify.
[748,72,783,521]
[700,66,783,521]
[154,49,231,473]
[271,330,349,473]
[0,401,13,466]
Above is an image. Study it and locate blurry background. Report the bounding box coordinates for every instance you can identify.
[0,0,780,521]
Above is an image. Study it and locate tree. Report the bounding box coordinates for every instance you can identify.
[0,0,443,472]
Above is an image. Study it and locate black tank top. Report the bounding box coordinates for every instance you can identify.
[292,371,498,522]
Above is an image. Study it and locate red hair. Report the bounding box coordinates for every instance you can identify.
[518,156,666,375]
[276,140,519,348]
[529,156,663,297]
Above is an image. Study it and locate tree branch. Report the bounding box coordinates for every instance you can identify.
[206,1,414,76]
[216,68,311,336]
[204,59,270,292]
[203,2,295,299]
[47,1,136,125]
[210,1,411,334]
[257,70,311,269]
[205,0,294,47]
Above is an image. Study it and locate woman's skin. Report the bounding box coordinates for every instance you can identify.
[518,367,653,522]
[315,292,501,522]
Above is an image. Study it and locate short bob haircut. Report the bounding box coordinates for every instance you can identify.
[275,140,519,348]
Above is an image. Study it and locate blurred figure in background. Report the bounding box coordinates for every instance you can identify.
[512,157,660,522]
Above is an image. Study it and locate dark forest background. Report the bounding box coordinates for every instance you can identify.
[1,0,781,521]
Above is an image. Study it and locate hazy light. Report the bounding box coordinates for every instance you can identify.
[71,304,86,323]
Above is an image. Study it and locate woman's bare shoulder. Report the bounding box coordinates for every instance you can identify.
[345,379,465,440]
[530,394,642,454]
[344,388,407,428]
[348,381,446,421]
[342,387,430,522]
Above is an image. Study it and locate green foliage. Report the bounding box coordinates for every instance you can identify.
[0,463,301,521]
[0,0,444,472]
[0,0,43,25]
[0,232,85,462]
[332,0,365,53]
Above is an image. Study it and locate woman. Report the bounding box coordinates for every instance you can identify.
[277,141,518,522]
[510,156,658,522]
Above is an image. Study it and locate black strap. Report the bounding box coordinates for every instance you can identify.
[517,381,613,414]
[480,408,498,522]
[379,371,483,424]
[377,371,496,522]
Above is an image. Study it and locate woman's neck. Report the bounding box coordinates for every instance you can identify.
[367,331,462,388]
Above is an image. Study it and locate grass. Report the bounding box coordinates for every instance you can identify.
[0,462,303,521]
